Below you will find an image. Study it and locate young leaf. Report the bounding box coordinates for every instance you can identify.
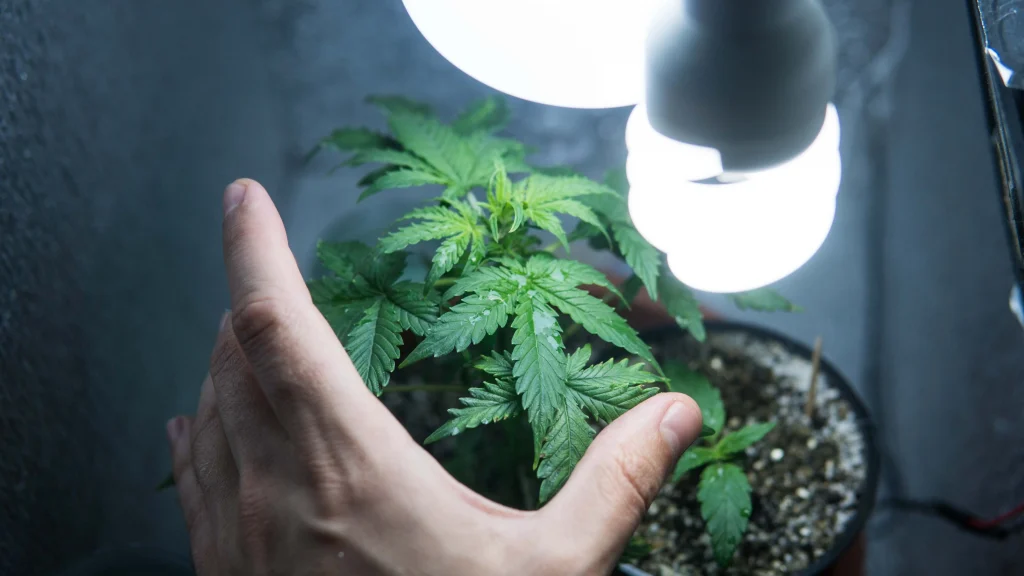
[425,379,521,444]
[564,345,661,424]
[308,277,380,343]
[614,225,662,301]
[346,300,404,395]
[714,422,777,458]
[673,446,718,482]
[442,266,525,302]
[366,95,433,116]
[386,281,439,336]
[532,277,659,370]
[404,293,514,366]
[511,297,567,459]
[307,128,396,162]
[387,112,482,192]
[658,275,706,342]
[379,204,485,286]
[527,257,624,304]
[476,351,514,379]
[316,240,372,279]
[699,463,753,566]
[359,169,449,201]
[537,398,595,503]
[730,288,802,312]
[452,95,510,135]
[665,363,725,435]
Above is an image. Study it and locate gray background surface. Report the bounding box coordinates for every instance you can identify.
[2,0,1023,574]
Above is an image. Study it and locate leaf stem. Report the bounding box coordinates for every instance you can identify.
[541,243,560,254]
[382,384,468,395]
[433,278,458,287]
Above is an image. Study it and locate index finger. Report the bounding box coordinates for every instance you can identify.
[219,179,406,453]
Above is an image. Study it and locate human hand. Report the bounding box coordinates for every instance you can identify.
[166,179,703,576]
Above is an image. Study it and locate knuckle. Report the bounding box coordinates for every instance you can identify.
[230,294,292,355]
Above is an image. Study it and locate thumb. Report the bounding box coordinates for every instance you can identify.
[540,393,702,566]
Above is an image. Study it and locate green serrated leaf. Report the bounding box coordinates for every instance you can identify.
[366,95,433,116]
[425,379,521,444]
[347,300,404,395]
[537,397,594,503]
[308,277,380,344]
[344,148,437,173]
[699,463,752,566]
[452,95,510,135]
[308,128,395,162]
[714,422,776,458]
[531,277,659,371]
[566,353,661,424]
[476,351,514,379]
[358,169,448,201]
[380,206,474,253]
[525,205,570,250]
[403,292,515,366]
[442,266,525,301]
[528,257,624,304]
[386,282,439,336]
[673,446,718,482]
[563,344,660,423]
[615,225,661,301]
[316,240,371,279]
[665,363,725,435]
[511,297,567,462]
[659,274,706,342]
[388,112,475,187]
[730,288,802,312]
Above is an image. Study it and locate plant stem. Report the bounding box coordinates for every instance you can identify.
[805,336,823,419]
[382,384,468,395]
[433,278,457,288]
[541,243,560,254]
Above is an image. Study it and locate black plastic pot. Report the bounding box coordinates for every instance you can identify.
[57,547,193,576]
[617,321,880,576]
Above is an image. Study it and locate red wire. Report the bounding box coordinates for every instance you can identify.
[968,501,1024,529]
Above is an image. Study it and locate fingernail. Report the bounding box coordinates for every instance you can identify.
[660,403,696,458]
[219,309,231,332]
[166,417,184,443]
[223,181,247,216]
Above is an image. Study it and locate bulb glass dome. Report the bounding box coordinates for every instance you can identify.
[401,0,659,109]
[626,104,842,294]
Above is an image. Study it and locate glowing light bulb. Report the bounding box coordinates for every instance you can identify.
[401,0,659,109]
[626,104,842,294]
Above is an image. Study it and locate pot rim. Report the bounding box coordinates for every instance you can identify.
[618,320,880,576]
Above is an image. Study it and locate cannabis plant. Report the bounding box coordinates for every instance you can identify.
[308,95,795,565]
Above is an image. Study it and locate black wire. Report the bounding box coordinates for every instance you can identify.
[878,499,1024,541]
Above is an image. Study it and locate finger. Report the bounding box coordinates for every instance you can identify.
[209,310,288,472]
[192,374,240,518]
[540,394,703,566]
[168,416,217,576]
[220,179,407,452]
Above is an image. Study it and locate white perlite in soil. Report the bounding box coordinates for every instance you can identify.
[633,331,869,575]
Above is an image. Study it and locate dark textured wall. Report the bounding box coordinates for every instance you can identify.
[0,1,287,574]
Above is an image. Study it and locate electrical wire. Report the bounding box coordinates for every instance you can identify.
[878,498,1024,540]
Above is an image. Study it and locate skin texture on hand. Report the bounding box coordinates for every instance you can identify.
[166,178,704,576]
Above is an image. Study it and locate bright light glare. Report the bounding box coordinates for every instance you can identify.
[626,104,842,294]
[401,0,659,109]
